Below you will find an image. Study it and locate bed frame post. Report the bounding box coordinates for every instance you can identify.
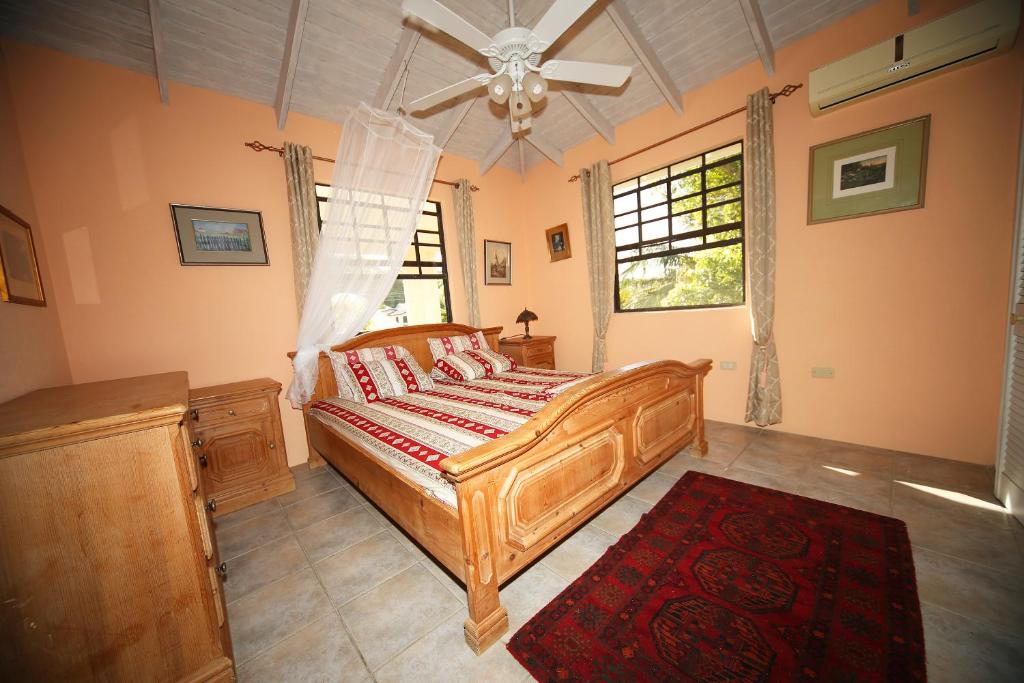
[456,480,509,653]
[691,370,709,456]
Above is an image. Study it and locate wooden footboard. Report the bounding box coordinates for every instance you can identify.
[289,325,710,655]
[441,359,710,653]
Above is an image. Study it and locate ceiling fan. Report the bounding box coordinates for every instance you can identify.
[401,0,631,132]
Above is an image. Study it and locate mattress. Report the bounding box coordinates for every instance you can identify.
[309,367,592,508]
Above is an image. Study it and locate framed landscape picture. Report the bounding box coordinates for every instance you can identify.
[484,239,511,285]
[545,223,572,262]
[0,204,46,306]
[808,115,929,224]
[170,204,269,265]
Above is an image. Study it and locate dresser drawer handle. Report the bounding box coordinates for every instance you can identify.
[216,562,227,579]
[198,454,208,467]
[191,438,203,448]
[227,409,236,416]
[190,409,199,422]
[205,499,217,513]
[269,442,276,449]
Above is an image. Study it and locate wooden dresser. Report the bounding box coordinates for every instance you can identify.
[0,372,233,682]
[499,335,557,369]
[189,378,294,516]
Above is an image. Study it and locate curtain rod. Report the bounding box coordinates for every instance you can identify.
[567,83,802,183]
[243,140,480,192]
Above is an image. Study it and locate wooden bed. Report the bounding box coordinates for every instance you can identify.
[290,323,711,654]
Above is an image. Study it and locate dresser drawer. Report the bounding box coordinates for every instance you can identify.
[192,395,270,426]
[523,346,555,369]
[526,355,555,370]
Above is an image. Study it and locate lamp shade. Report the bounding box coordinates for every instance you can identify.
[516,308,538,324]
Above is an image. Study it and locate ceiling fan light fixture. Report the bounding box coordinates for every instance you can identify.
[522,72,547,102]
[488,74,513,105]
[508,90,532,120]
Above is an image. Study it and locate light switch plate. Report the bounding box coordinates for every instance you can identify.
[811,367,835,379]
[720,361,737,370]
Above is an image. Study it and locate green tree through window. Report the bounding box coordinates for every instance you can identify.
[613,142,744,311]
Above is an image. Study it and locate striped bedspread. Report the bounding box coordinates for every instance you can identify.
[309,367,591,508]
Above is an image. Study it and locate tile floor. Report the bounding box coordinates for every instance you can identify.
[215,420,1024,682]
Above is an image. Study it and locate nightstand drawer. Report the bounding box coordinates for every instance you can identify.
[523,350,555,369]
[191,395,270,426]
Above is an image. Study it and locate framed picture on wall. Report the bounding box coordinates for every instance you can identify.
[808,115,930,224]
[484,239,511,285]
[170,204,269,265]
[545,223,572,262]
[0,204,46,306]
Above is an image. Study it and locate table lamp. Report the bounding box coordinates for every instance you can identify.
[516,308,538,339]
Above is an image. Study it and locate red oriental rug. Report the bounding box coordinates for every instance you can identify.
[508,472,926,682]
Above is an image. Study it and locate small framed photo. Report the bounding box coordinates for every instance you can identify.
[170,204,269,265]
[808,115,929,224]
[545,223,572,262]
[484,239,511,285]
[0,204,46,306]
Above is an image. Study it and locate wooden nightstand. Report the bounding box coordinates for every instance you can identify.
[189,378,295,516]
[499,335,557,369]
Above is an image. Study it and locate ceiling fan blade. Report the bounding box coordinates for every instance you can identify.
[401,0,494,53]
[530,0,597,49]
[540,60,632,88]
[406,76,489,112]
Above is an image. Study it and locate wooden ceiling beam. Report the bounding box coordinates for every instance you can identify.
[524,131,564,167]
[437,97,475,148]
[561,90,614,144]
[147,0,168,104]
[374,27,420,110]
[274,0,309,130]
[605,0,682,115]
[479,130,515,175]
[738,0,775,76]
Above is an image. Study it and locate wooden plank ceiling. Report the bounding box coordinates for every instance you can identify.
[0,0,876,172]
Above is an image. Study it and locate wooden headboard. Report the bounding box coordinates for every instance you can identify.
[289,323,503,408]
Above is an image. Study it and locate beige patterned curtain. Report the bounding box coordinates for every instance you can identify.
[744,88,782,426]
[580,160,615,372]
[284,142,319,312]
[452,179,480,326]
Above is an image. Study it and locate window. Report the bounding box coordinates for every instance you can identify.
[315,184,453,331]
[613,141,744,311]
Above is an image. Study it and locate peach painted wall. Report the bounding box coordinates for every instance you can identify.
[518,0,1024,464]
[0,45,71,402]
[2,41,527,465]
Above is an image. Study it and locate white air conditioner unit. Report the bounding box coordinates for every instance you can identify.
[809,0,1019,115]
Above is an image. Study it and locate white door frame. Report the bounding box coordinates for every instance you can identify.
[995,91,1024,526]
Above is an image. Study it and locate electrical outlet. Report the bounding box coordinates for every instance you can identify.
[811,367,835,379]
[720,361,737,370]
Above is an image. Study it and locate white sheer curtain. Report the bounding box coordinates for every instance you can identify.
[287,104,441,407]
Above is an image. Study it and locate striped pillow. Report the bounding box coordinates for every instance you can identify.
[432,349,518,382]
[329,351,434,403]
[427,332,489,363]
[334,344,413,365]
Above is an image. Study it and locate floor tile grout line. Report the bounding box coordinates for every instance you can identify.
[232,610,341,673]
[369,602,465,675]
[919,599,1024,643]
[330,562,459,675]
[911,542,1024,582]
[289,511,377,680]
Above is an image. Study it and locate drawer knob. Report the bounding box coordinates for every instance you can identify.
[269,442,276,449]
[198,454,208,467]
[191,438,203,448]
[190,409,199,422]
[227,409,236,416]
[206,499,217,512]
[216,562,227,578]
